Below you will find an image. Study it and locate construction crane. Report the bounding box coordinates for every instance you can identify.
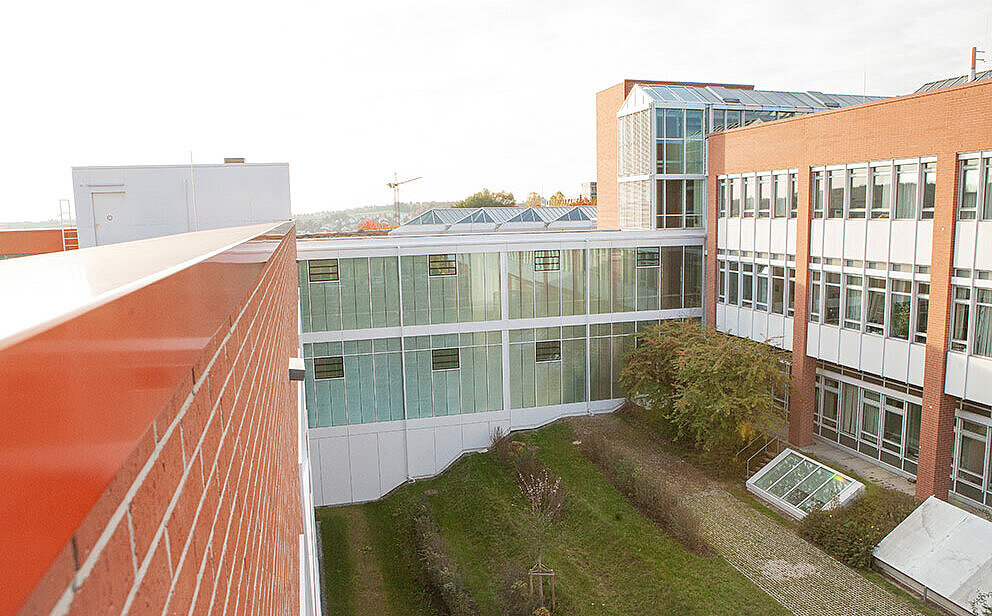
[388,173,422,226]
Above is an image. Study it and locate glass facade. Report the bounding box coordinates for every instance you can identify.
[952,401,992,508]
[300,243,704,429]
[814,367,923,475]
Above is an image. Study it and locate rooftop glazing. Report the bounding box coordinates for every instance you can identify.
[638,83,885,109]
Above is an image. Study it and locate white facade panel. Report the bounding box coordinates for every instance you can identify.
[717,219,728,249]
[72,163,292,248]
[819,326,840,363]
[866,222,890,262]
[946,353,968,399]
[349,434,381,503]
[915,221,933,266]
[406,427,437,478]
[965,356,992,407]
[889,221,917,264]
[378,430,408,497]
[861,335,885,375]
[822,220,844,259]
[754,219,770,253]
[752,311,768,344]
[739,218,755,252]
[810,220,824,256]
[787,219,797,256]
[908,343,926,388]
[807,323,821,356]
[770,220,787,254]
[883,339,910,382]
[767,314,785,348]
[783,318,794,351]
[726,218,740,250]
[317,437,352,506]
[839,329,861,368]
[954,222,977,269]
[843,220,867,261]
[976,223,992,271]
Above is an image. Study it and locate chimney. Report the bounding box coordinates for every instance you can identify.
[224,157,246,164]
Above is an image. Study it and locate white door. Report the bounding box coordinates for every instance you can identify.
[91,192,126,246]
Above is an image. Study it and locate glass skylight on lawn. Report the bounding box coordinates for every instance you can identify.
[747,449,864,519]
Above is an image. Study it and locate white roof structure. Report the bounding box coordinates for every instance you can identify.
[746,448,865,519]
[874,496,992,616]
[391,206,597,234]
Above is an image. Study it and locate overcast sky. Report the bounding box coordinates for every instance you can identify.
[0,0,989,222]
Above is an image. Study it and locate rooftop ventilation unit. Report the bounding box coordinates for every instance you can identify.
[824,101,840,108]
[722,96,741,103]
[224,157,246,164]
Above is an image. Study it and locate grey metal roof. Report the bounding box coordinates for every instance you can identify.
[638,84,884,110]
[915,70,992,92]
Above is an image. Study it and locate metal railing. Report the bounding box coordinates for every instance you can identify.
[745,435,783,479]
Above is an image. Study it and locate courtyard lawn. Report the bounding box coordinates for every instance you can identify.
[322,421,790,615]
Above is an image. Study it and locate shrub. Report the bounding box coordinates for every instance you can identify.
[581,434,710,556]
[798,486,917,569]
[412,504,479,616]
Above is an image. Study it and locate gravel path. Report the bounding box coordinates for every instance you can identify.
[568,415,923,616]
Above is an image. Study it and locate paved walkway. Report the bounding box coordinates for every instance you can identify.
[568,415,923,616]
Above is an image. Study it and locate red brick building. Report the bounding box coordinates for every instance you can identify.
[0,227,77,259]
[1,223,319,615]
[707,79,992,508]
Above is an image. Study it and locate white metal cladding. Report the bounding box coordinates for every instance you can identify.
[619,180,651,229]
[619,109,651,177]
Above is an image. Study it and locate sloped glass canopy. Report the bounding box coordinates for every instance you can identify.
[746,448,864,519]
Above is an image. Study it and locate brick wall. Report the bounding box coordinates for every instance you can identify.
[707,79,992,501]
[18,229,301,616]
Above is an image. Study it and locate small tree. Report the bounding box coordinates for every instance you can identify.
[454,189,516,208]
[548,191,567,206]
[525,192,543,207]
[519,468,566,608]
[620,321,790,456]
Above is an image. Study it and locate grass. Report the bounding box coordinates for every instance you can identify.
[336,422,788,616]
[314,508,353,616]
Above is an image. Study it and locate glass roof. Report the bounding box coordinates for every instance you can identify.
[397,207,597,232]
[638,84,884,110]
[916,69,992,92]
[747,449,863,518]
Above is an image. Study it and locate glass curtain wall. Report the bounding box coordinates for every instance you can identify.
[299,257,401,332]
[401,253,501,325]
[403,332,503,419]
[508,249,585,318]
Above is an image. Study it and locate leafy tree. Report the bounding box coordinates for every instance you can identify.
[548,191,567,206]
[525,192,543,207]
[454,188,516,208]
[619,320,790,455]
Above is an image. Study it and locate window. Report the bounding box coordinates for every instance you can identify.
[790,173,798,218]
[755,265,769,311]
[431,348,460,370]
[844,275,863,330]
[824,272,841,326]
[812,171,825,218]
[889,280,912,339]
[809,271,821,322]
[828,170,845,218]
[636,247,660,267]
[728,261,740,305]
[959,159,979,220]
[866,277,886,334]
[882,398,904,455]
[742,263,754,308]
[985,159,992,219]
[718,260,726,303]
[871,167,891,219]
[915,283,929,344]
[758,176,771,218]
[840,383,859,437]
[743,177,756,217]
[921,162,936,219]
[429,254,457,276]
[820,377,839,429]
[951,286,970,352]
[665,140,684,174]
[534,250,560,271]
[905,403,922,462]
[665,108,683,138]
[730,178,742,217]
[894,164,918,219]
[848,169,867,218]
[975,288,992,358]
[773,174,788,217]
[535,340,562,362]
[725,109,741,130]
[308,259,340,282]
[771,266,785,314]
[314,356,344,379]
[713,109,725,132]
[787,268,796,316]
[718,179,728,218]
[685,179,704,228]
[861,391,880,445]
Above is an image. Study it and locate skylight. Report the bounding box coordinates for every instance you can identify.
[746,449,864,519]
